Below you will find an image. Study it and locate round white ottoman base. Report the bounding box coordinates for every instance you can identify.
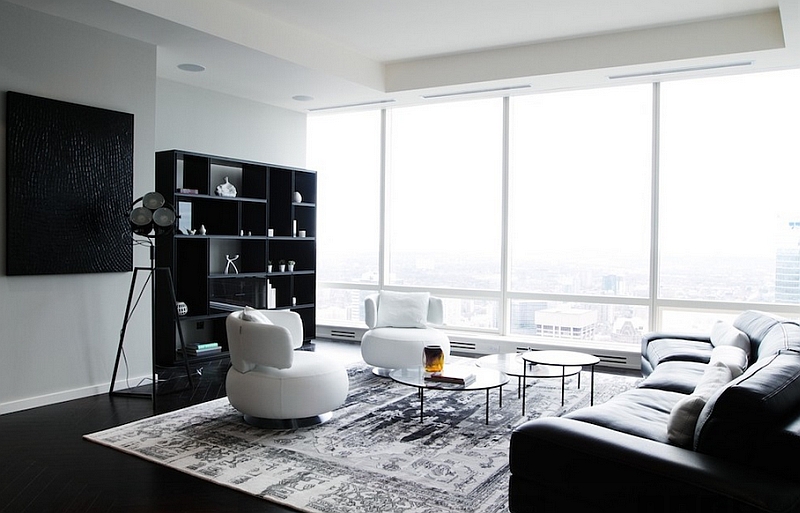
[361,327,450,372]
[243,412,333,429]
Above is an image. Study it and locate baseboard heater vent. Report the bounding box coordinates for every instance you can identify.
[330,329,358,340]
[514,346,632,368]
[450,340,477,352]
[595,354,629,366]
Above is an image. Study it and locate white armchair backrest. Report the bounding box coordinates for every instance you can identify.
[226,310,303,373]
[364,293,444,329]
[365,294,379,329]
[427,296,444,325]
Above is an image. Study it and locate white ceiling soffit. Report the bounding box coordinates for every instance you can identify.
[228,0,780,63]
[9,0,799,111]
[108,0,794,100]
[386,11,785,92]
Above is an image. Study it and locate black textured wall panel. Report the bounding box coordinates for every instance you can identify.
[5,91,133,275]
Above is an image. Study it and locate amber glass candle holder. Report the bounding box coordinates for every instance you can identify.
[423,345,445,373]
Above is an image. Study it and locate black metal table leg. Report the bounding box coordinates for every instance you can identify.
[485,389,490,424]
[522,362,528,416]
[420,388,424,423]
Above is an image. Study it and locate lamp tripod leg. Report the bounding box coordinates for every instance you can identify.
[109,269,142,395]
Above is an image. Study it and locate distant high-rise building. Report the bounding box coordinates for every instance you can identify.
[534,307,597,339]
[603,274,624,295]
[776,219,800,304]
[511,301,548,335]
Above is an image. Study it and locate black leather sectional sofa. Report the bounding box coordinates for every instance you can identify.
[509,310,800,512]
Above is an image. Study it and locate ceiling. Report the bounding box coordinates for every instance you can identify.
[7,0,800,112]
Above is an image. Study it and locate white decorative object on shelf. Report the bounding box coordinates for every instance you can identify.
[225,254,240,275]
[268,228,274,237]
[293,191,302,203]
[198,224,206,235]
[216,177,237,197]
[298,230,306,237]
[287,260,295,272]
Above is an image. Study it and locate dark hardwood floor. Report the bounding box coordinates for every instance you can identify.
[0,341,634,512]
[0,348,350,513]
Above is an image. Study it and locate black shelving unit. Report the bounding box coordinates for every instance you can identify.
[154,150,317,367]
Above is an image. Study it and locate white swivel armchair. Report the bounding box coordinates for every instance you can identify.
[360,291,450,376]
[226,308,349,428]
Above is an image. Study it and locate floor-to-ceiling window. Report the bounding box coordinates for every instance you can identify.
[309,68,800,349]
[658,70,800,331]
[508,84,653,345]
[386,99,503,330]
[307,110,382,324]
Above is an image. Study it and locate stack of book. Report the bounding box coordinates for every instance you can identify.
[181,342,221,357]
[424,367,476,386]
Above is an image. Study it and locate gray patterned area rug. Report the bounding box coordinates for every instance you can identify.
[85,361,640,513]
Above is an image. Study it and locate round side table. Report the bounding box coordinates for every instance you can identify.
[520,350,600,416]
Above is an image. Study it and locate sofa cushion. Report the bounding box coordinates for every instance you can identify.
[753,321,800,360]
[695,352,800,463]
[710,321,750,353]
[643,337,713,368]
[667,361,733,448]
[564,388,686,443]
[639,360,707,394]
[732,310,783,358]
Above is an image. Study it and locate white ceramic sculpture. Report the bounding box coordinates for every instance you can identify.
[216,177,237,197]
[225,254,240,274]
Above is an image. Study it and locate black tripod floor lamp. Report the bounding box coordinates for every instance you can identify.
[109,191,194,404]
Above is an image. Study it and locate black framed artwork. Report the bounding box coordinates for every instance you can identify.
[5,91,133,275]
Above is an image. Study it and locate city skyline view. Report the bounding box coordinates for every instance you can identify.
[309,68,800,349]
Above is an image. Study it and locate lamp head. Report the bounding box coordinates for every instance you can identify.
[129,192,175,237]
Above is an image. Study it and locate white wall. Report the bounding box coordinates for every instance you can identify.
[0,3,308,414]
[0,1,157,413]
[156,79,306,167]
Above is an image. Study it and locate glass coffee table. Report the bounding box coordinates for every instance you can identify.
[476,352,582,399]
[389,366,509,425]
[520,350,600,416]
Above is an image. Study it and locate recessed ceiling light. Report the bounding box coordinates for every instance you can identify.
[292,95,314,102]
[177,63,206,72]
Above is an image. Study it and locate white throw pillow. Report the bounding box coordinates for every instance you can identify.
[241,306,272,324]
[667,361,733,448]
[709,345,748,379]
[375,291,430,328]
[666,395,707,449]
[710,321,750,353]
